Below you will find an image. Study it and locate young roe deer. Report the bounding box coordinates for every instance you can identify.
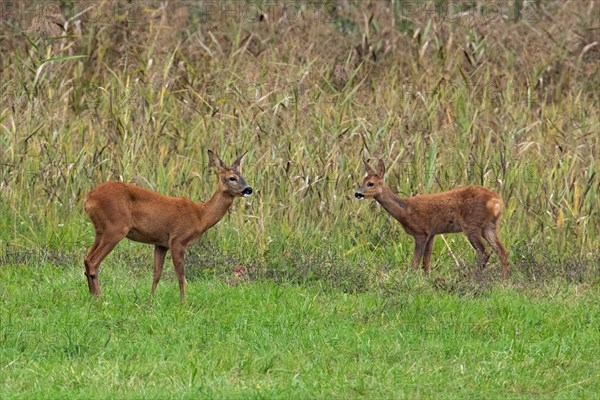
[83,150,253,302]
[355,159,509,279]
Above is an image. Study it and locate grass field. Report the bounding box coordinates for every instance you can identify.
[1,0,599,398]
[2,255,600,398]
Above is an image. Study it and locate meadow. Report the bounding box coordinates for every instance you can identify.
[1,0,599,398]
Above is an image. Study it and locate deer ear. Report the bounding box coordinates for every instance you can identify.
[208,150,226,170]
[363,159,376,175]
[231,150,248,170]
[377,159,386,176]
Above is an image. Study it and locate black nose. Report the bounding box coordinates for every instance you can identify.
[242,187,253,195]
[355,192,364,199]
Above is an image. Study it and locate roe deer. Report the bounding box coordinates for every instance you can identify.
[83,150,253,302]
[355,159,509,279]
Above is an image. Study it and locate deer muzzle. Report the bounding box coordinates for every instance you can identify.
[355,192,365,200]
[242,187,253,197]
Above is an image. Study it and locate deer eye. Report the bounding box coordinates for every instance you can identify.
[367,182,374,187]
[229,177,237,182]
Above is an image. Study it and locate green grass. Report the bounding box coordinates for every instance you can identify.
[1,1,600,398]
[2,259,600,399]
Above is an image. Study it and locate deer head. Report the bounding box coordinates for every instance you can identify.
[208,150,253,197]
[355,159,386,200]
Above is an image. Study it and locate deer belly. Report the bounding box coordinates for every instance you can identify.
[126,228,168,246]
[440,220,462,234]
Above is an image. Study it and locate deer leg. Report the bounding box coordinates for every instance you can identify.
[84,229,127,296]
[84,234,101,294]
[411,235,428,272]
[151,245,168,296]
[422,236,435,276]
[483,225,510,280]
[170,243,188,303]
[86,235,101,257]
[466,231,490,269]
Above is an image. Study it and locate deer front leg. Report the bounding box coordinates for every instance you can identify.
[411,235,428,272]
[151,245,168,296]
[422,236,435,276]
[170,242,188,303]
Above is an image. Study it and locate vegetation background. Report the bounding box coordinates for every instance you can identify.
[1,0,599,398]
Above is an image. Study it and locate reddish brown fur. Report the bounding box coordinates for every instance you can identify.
[83,151,252,302]
[356,159,509,279]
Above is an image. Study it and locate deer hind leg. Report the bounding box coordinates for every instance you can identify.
[170,242,188,303]
[411,235,428,272]
[422,236,435,276]
[84,235,101,294]
[483,225,509,280]
[86,235,101,257]
[84,228,128,296]
[466,231,490,269]
[151,245,168,296]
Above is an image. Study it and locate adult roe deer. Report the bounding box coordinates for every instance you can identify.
[83,150,253,302]
[355,159,509,279]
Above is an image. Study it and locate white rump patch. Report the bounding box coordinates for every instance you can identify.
[487,199,502,217]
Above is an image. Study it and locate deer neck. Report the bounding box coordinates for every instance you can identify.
[198,189,235,230]
[375,185,409,223]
